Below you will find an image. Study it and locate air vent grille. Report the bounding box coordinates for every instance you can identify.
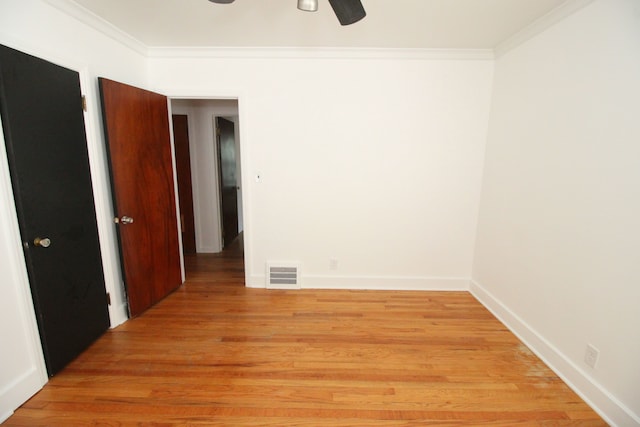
[266,263,300,289]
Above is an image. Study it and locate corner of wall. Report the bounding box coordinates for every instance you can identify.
[43,0,148,56]
[470,280,640,427]
[494,0,597,58]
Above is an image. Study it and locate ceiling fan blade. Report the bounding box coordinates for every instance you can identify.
[328,0,366,25]
[208,0,235,3]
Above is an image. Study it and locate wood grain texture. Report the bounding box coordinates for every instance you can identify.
[4,235,606,426]
[172,114,197,254]
[99,78,182,317]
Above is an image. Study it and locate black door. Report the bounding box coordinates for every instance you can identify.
[0,44,110,376]
[216,117,239,248]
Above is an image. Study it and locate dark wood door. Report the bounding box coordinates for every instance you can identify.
[172,114,196,254]
[98,78,182,318]
[216,117,239,248]
[0,44,110,376]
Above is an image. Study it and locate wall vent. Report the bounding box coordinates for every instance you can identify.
[266,263,301,289]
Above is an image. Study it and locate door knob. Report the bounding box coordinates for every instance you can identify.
[33,237,51,248]
[114,216,134,224]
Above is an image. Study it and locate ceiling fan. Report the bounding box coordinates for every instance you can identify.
[208,0,367,26]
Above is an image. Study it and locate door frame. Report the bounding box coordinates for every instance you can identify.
[81,72,131,326]
[169,95,250,278]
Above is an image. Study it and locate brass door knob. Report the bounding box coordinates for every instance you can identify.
[114,216,134,225]
[33,237,51,248]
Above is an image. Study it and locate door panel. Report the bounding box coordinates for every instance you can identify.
[172,114,196,254]
[99,78,182,318]
[216,117,239,248]
[0,44,110,376]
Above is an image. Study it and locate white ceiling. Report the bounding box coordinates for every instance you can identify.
[69,0,569,49]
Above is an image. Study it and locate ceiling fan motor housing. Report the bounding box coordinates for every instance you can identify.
[209,0,366,26]
[328,0,366,25]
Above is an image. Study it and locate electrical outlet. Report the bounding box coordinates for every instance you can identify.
[329,258,339,270]
[584,344,599,369]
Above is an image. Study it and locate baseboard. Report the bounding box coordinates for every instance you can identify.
[246,275,266,288]
[0,410,12,424]
[470,280,639,427]
[108,302,128,328]
[304,275,469,290]
[195,246,220,254]
[0,366,45,424]
[246,274,469,291]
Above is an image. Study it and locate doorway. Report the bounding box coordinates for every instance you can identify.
[170,99,243,256]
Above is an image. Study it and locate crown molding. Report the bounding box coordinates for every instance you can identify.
[494,0,597,58]
[44,0,148,56]
[146,47,494,61]
[47,0,594,62]
[43,1,493,62]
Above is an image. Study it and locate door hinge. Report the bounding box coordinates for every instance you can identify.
[106,292,111,306]
[81,95,87,112]
[216,127,221,137]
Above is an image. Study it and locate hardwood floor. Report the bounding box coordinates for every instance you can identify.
[5,235,606,426]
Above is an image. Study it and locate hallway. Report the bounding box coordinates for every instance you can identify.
[184,233,245,283]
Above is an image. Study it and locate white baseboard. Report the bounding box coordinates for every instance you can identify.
[247,274,469,291]
[108,302,128,328]
[303,275,469,290]
[246,275,265,288]
[0,366,46,424]
[196,246,220,254]
[0,411,12,423]
[470,280,639,427]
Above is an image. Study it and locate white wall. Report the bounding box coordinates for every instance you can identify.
[0,0,147,419]
[472,0,640,425]
[1,0,491,420]
[0,118,47,422]
[171,99,240,253]
[151,52,494,289]
[10,1,636,424]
